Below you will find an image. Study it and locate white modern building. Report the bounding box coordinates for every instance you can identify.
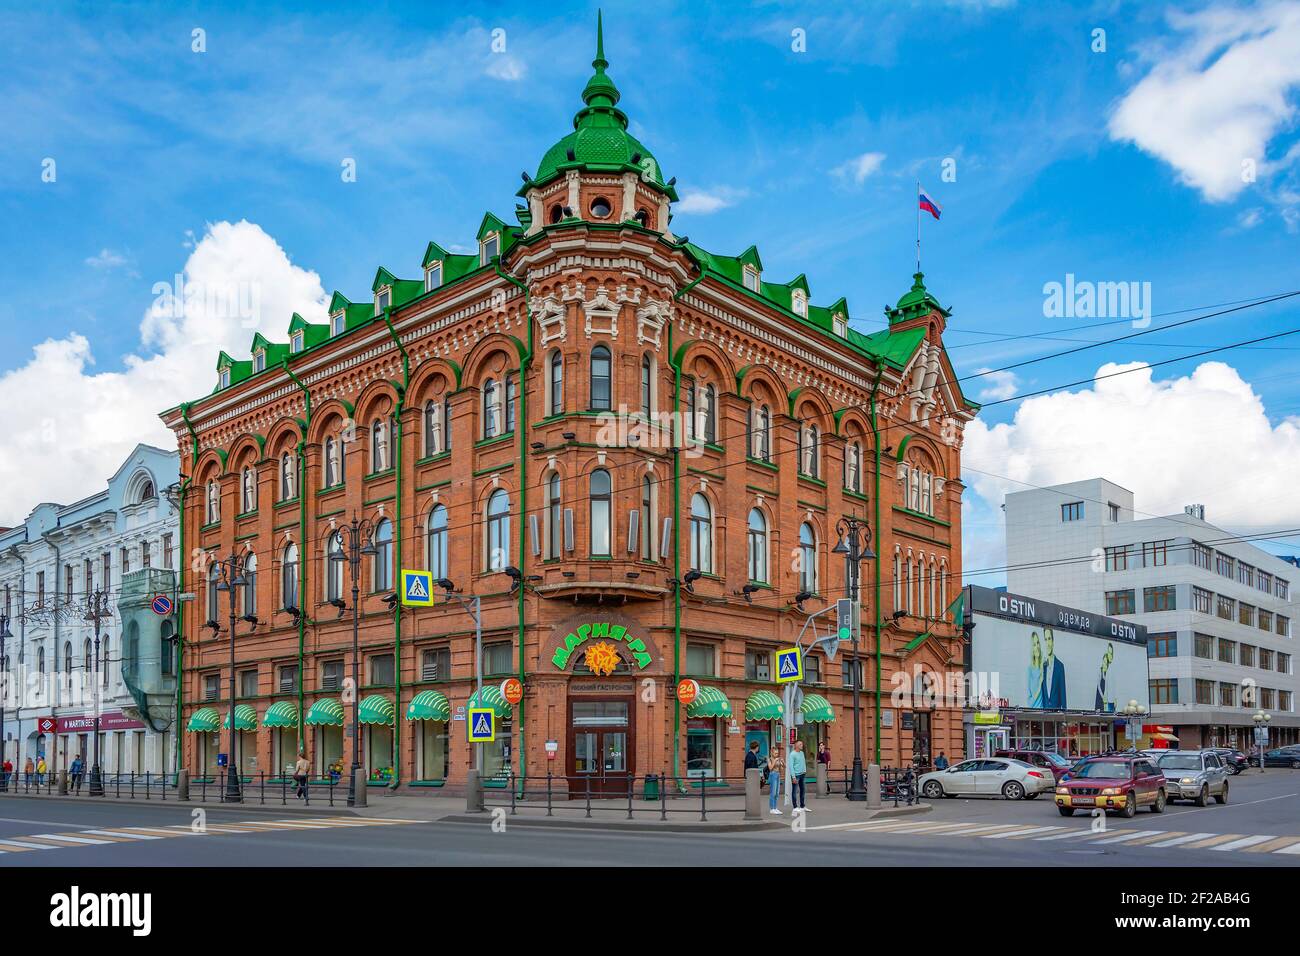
[1005,478,1297,750]
[0,444,180,776]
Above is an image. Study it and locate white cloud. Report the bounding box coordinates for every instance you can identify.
[1108,2,1300,202]
[85,248,130,271]
[675,188,743,215]
[974,368,1019,401]
[963,360,1300,537]
[0,221,328,525]
[1237,207,1264,229]
[485,55,526,81]
[832,151,887,185]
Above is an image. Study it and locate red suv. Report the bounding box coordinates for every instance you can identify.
[994,749,1074,783]
[1054,755,1167,818]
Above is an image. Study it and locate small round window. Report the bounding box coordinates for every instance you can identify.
[590,197,612,219]
[549,204,564,224]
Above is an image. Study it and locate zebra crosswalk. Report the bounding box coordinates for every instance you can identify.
[807,817,1300,856]
[0,816,423,856]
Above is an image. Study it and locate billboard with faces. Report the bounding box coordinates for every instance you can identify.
[967,586,1149,713]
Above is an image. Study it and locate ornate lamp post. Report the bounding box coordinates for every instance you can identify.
[832,515,875,802]
[1120,699,1146,751]
[328,514,377,807]
[84,591,113,796]
[0,614,9,791]
[212,553,249,803]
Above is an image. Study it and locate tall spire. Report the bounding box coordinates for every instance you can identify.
[577,8,623,123]
[595,7,606,70]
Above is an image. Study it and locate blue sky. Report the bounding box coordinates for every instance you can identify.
[2,0,1298,574]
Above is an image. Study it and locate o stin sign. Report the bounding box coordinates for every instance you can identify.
[552,622,651,670]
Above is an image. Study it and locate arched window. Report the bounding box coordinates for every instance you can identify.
[38,646,45,679]
[424,399,443,455]
[640,355,652,418]
[486,489,510,571]
[139,480,155,502]
[939,561,949,616]
[917,560,927,618]
[241,466,256,513]
[690,493,712,573]
[747,508,768,583]
[64,641,72,691]
[325,531,345,603]
[101,635,110,687]
[282,543,299,610]
[427,505,448,580]
[549,351,564,415]
[373,519,393,591]
[482,378,499,438]
[504,373,517,433]
[242,552,257,617]
[371,418,389,471]
[443,396,452,451]
[84,638,91,673]
[905,555,915,615]
[893,549,902,613]
[845,441,861,492]
[547,474,562,559]
[640,475,654,561]
[928,558,937,617]
[590,469,612,556]
[752,405,771,461]
[280,452,296,500]
[590,346,611,411]
[205,480,220,523]
[799,523,817,593]
[685,378,697,442]
[207,562,220,622]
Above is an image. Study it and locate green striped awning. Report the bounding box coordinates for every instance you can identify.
[801,693,836,723]
[186,708,221,733]
[467,685,513,720]
[262,701,299,729]
[686,686,732,719]
[744,690,784,721]
[304,698,345,727]
[222,704,258,732]
[358,695,395,725]
[405,689,451,722]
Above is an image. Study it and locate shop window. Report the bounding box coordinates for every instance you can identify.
[685,642,715,677]
[686,718,719,779]
[418,721,449,782]
[369,654,395,686]
[484,642,513,677]
[482,720,512,782]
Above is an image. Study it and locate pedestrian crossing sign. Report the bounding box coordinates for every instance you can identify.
[775,647,803,683]
[468,707,496,743]
[399,569,435,607]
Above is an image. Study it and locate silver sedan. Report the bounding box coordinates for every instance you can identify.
[920,757,1056,800]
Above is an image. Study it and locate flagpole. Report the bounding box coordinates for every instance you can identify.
[916,181,921,273]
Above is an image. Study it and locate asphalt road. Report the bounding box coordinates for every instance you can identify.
[0,769,1295,867]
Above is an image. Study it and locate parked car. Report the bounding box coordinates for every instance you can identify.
[994,748,1074,782]
[920,757,1055,800]
[1252,748,1300,769]
[1208,748,1249,775]
[1054,755,1167,818]
[1156,750,1230,805]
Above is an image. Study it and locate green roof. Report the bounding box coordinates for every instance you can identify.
[522,11,677,202]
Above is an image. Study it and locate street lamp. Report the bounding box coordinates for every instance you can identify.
[212,553,249,803]
[1252,710,1270,773]
[1120,699,1146,751]
[832,515,875,802]
[0,614,10,791]
[83,592,113,795]
[329,514,378,807]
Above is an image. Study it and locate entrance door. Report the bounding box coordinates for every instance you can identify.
[568,698,633,796]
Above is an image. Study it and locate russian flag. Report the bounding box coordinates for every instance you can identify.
[918,187,942,221]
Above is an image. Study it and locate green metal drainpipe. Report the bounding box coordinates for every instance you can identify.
[495,261,532,792]
[380,310,410,788]
[283,365,313,759]
[670,271,704,788]
[176,403,199,777]
[869,370,884,764]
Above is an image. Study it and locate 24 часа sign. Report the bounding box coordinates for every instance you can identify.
[967,586,1148,713]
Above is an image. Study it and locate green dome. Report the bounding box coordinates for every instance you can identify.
[521,11,676,200]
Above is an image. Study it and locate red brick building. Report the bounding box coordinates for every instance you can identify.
[160,17,979,794]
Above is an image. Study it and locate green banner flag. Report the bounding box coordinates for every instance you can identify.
[946,589,965,625]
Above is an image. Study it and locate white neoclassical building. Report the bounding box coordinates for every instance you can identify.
[0,444,180,776]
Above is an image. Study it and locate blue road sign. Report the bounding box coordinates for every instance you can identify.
[151,594,173,616]
[775,647,803,683]
[400,569,435,607]
[468,707,496,742]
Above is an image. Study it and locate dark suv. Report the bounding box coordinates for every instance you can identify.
[1054,755,1167,818]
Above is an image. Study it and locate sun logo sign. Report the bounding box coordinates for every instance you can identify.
[583,641,622,676]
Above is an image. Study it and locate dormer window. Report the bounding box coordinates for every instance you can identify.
[375,287,391,316]
[253,350,266,373]
[832,312,848,337]
[331,312,345,336]
[290,331,304,353]
[425,261,443,292]
[480,232,500,265]
[792,290,808,317]
[742,266,760,292]
[219,367,231,389]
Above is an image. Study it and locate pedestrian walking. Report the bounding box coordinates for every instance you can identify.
[2,757,11,789]
[24,756,33,786]
[934,751,949,770]
[767,743,784,815]
[293,751,310,800]
[816,741,831,794]
[744,740,761,775]
[790,740,808,813]
[36,755,46,786]
[70,754,84,792]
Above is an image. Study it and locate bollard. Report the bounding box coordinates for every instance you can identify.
[744,767,761,820]
[351,767,368,808]
[465,769,484,813]
[178,769,190,801]
[58,770,69,795]
[815,766,828,800]
[867,763,881,809]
